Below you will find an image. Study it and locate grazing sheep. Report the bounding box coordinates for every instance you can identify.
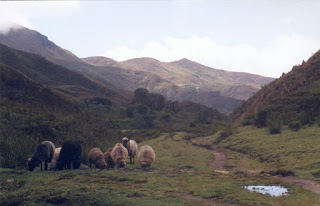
[104,147,115,169]
[28,141,55,171]
[88,148,107,169]
[122,137,138,165]
[56,140,82,170]
[48,147,61,171]
[138,145,156,168]
[110,143,128,168]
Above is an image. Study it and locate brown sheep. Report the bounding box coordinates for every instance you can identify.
[122,137,138,165]
[104,147,115,169]
[88,148,107,169]
[110,143,128,168]
[138,145,156,168]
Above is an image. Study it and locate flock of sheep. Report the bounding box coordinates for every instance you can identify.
[27,137,156,171]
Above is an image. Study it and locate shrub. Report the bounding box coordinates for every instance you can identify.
[215,122,234,143]
[315,116,320,127]
[126,106,134,118]
[242,114,255,126]
[288,121,301,131]
[255,110,268,128]
[268,121,281,135]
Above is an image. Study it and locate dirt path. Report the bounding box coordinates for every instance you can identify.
[210,146,227,171]
[210,145,320,195]
[275,176,320,195]
[166,192,240,206]
[210,146,230,175]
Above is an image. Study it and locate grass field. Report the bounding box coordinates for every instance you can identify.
[1,132,320,206]
[219,125,320,181]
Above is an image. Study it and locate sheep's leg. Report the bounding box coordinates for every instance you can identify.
[45,162,48,171]
[133,156,134,164]
[40,162,43,171]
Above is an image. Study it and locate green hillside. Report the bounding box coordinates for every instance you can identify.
[233,50,320,131]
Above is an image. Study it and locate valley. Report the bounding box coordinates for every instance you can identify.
[0,21,319,206]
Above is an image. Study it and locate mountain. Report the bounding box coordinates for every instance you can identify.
[119,57,274,101]
[0,27,134,99]
[233,50,320,127]
[82,56,119,67]
[0,26,273,114]
[0,63,76,113]
[84,56,274,113]
[0,43,128,104]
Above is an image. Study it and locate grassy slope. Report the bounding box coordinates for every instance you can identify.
[1,133,320,206]
[219,126,320,181]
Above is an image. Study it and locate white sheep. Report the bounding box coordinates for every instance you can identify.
[122,137,138,165]
[48,147,61,171]
[111,143,128,168]
[138,145,156,168]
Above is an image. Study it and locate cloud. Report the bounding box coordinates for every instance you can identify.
[282,16,293,25]
[0,1,80,34]
[102,35,320,78]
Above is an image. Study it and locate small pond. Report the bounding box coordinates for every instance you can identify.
[243,185,288,197]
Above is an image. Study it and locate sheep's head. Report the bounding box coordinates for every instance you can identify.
[27,158,38,171]
[140,162,150,169]
[122,137,129,147]
[96,159,107,169]
[116,158,126,168]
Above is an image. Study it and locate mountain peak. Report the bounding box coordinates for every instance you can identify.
[170,58,209,70]
[81,56,119,66]
[0,25,79,62]
[122,57,161,64]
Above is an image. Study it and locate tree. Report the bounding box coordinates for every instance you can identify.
[133,88,149,104]
[255,110,268,127]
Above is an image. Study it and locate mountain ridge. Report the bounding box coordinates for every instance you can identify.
[0,26,273,113]
[84,55,274,101]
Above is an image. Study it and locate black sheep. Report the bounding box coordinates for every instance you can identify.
[56,140,82,170]
[28,141,55,171]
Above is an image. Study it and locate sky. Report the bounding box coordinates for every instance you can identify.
[0,0,320,78]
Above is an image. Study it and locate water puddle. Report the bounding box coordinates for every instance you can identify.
[243,185,288,197]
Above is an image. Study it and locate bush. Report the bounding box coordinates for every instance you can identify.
[288,121,301,131]
[215,122,234,143]
[126,106,134,118]
[242,114,255,126]
[315,116,320,127]
[255,111,268,128]
[268,121,281,135]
